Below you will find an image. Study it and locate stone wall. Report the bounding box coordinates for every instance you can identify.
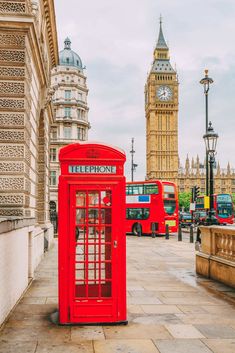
[0,218,47,325]
[196,225,235,288]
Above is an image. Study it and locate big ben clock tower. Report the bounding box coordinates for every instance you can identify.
[145,18,179,183]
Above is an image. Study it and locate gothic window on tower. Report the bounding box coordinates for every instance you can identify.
[77,127,85,141]
[64,107,71,118]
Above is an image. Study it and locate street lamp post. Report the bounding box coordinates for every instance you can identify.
[203,122,218,225]
[200,69,214,196]
[130,138,138,182]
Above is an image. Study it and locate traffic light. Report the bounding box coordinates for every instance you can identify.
[192,186,200,202]
[194,186,200,200]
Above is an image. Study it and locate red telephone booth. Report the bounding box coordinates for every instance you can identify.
[58,142,127,324]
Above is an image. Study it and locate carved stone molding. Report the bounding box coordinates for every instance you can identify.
[0,194,24,206]
[0,161,24,173]
[0,113,24,127]
[0,177,24,190]
[0,98,24,110]
[0,67,25,79]
[0,33,25,48]
[0,49,25,64]
[0,82,24,96]
[0,130,25,142]
[0,145,24,158]
[0,208,24,217]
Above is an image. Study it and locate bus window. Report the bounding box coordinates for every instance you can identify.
[217,205,233,218]
[164,200,176,215]
[144,184,159,194]
[163,185,175,199]
[126,208,150,220]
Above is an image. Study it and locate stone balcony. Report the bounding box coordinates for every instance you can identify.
[196,225,235,288]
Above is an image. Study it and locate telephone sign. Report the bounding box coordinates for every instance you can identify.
[58,142,127,325]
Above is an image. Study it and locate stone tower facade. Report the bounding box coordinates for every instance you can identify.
[49,38,90,209]
[145,19,179,183]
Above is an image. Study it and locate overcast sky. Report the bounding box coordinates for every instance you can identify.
[55,0,235,181]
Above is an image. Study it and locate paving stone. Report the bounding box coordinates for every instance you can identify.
[195,324,235,338]
[165,324,205,338]
[103,323,171,339]
[20,297,47,304]
[141,304,182,314]
[154,339,212,353]
[177,305,208,314]
[202,339,235,353]
[132,314,181,325]
[71,326,105,341]
[0,326,71,343]
[94,339,160,353]
[128,297,162,305]
[35,342,94,353]
[0,341,37,353]
[128,305,145,314]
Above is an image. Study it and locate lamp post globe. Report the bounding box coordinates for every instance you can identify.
[200,69,214,196]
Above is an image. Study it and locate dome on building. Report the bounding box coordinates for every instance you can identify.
[59,37,83,70]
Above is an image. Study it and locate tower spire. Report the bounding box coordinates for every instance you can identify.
[156,16,168,49]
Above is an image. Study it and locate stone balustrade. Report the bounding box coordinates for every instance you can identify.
[196,225,235,288]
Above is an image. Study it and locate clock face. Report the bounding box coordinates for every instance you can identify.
[157,85,173,101]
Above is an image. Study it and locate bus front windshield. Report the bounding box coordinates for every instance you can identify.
[217,204,233,218]
[163,200,176,215]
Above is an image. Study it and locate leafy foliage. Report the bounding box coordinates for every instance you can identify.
[179,192,191,212]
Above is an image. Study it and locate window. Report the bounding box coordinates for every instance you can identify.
[78,92,82,101]
[50,171,57,186]
[50,148,56,162]
[64,107,71,118]
[163,200,176,215]
[163,185,175,199]
[64,126,71,139]
[126,183,158,195]
[65,90,71,100]
[126,208,150,220]
[51,127,57,139]
[77,127,85,140]
[77,109,81,119]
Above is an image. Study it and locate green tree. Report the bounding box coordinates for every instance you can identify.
[179,192,191,212]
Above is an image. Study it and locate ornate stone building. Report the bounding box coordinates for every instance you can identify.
[145,19,179,183]
[49,38,90,209]
[178,156,235,194]
[0,0,58,325]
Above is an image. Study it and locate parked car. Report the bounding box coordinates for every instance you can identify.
[194,211,207,225]
[179,213,193,228]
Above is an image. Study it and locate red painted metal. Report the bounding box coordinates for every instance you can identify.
[58,142,126,324]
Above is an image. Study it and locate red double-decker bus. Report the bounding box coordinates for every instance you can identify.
[126,180,179,236]
[195,193,234,225]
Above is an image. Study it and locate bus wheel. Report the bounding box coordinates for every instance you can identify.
[132,223,142,237]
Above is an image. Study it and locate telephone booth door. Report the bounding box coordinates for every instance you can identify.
[69,183,120,323]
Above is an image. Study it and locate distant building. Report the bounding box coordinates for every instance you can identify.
[178,156,235,194]
[50,38,90,210]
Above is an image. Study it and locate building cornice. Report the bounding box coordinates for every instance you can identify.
[43,0,59,67]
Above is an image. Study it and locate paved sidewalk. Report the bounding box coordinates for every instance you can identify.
[1,235,235,353]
